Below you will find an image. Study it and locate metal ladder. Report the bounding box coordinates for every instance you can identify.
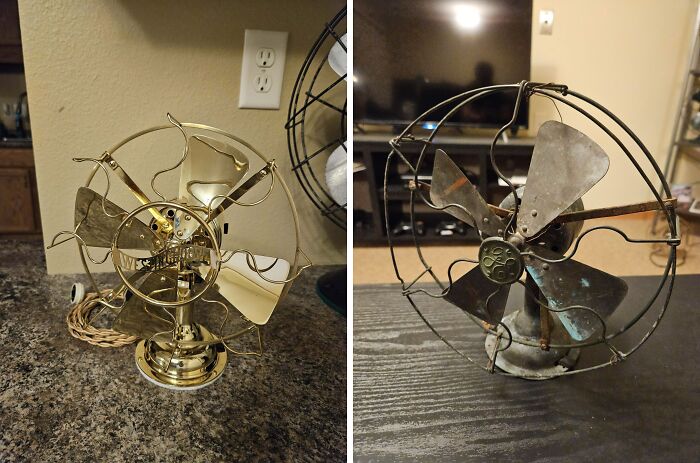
[653,3,700,232]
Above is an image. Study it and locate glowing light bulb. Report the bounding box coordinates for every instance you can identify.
[454,5,481,30]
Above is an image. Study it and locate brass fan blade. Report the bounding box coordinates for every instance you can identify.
[444,265,510,325]
[174,135,250,240]
[74,187,159,250]
[524,247,628,341]
[430,149,504,237]
[178,135,249,209]
[198,254,289,325]
[517,121,609,238]
[112,269,178,339]
[216,166,297,263]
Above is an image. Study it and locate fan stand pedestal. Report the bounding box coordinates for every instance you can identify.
[485,276,580,380]
[135,277,228,390]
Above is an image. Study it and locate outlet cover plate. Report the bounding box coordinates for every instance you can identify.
[539,10,554,35]
[239,29,288,109]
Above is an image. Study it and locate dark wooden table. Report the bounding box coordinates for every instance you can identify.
[354,274,700,462]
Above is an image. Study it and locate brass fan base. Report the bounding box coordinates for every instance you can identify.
[485,310,580,380]
[135,324,227,390]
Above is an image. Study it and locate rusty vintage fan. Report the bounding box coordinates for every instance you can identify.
[385,82,679,379]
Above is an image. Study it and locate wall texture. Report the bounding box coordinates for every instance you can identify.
[529,0,697,207]
[18,0,346,274]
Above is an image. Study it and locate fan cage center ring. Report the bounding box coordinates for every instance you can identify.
[478,237,524,285]
[112,200,222,308]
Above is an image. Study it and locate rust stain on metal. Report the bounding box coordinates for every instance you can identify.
[446,177,468,194]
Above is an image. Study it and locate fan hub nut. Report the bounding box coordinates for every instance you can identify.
[478,237,524,285]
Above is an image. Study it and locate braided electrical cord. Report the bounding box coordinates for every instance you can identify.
[66,290,138,348]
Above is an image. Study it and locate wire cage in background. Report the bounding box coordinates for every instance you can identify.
[286,7,347,230]
[385,81,679,379]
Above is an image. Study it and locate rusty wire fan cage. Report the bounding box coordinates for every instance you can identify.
[286,6,347,230]
[385,81,679,379]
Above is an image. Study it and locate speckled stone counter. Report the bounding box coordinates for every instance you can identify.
[0,240,346,462]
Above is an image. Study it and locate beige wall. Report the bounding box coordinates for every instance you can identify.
[529,0,697,207]
[18,0,346,274]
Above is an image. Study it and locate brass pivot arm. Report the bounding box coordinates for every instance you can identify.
[101,152,172,232]
[207,160,275,222]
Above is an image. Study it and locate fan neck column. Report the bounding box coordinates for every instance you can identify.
[514,274,548,338]
[175,270,195,335]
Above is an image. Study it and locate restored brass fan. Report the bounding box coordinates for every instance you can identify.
[49,115,309,389]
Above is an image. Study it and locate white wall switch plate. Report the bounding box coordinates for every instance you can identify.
[539,10,554,35]
[239,29,288,109]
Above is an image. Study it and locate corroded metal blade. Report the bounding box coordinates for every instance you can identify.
[112,270,178,339]
[430,149,504,237]
[197,254,289,325]
[524,246,628,341]
[74,187,159,250]
[517,121,609,238]
[444,265,510,325]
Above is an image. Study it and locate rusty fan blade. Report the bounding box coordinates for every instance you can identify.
[444,265,511,325]
[524,246,628,342]
[430,149,504,237]
[517,121,609,238]
[74,187,159,250]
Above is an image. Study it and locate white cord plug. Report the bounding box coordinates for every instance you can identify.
[70,282,85,304]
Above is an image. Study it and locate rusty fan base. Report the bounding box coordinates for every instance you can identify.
[485,310,580,380]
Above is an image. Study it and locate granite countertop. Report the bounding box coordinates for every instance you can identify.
[0,240,346,462]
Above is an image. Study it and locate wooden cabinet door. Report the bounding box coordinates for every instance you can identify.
[0,167,36,232]
[0,0,22,63]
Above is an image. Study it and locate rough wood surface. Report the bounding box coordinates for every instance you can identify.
[354,275,700,462]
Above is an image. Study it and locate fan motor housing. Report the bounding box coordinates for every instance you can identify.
[499,187,584,254]
[478,237,524,285]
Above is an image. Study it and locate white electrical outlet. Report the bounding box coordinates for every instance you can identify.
[539,10,554,35]
[239,30,288,109]
[254,74,272,93]
[256,48,275,68]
